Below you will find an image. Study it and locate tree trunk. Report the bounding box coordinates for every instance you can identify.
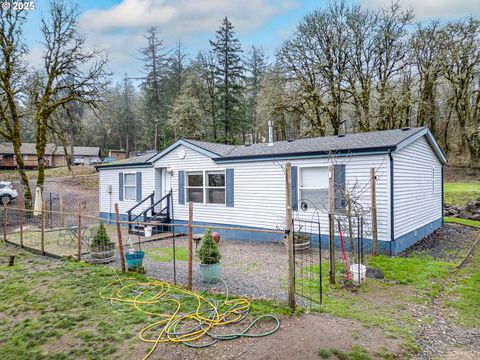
[12,140,33,208]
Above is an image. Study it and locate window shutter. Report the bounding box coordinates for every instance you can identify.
[178,170,185,204]
[226,168,234,207]
[291,166,298,210]
[136,172,142,202]
[119,172,124,201]
[334,164,346,212]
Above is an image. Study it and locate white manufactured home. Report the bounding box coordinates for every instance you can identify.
[97,127,446,255]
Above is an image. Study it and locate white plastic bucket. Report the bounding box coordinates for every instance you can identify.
[349,264,366,284]
[144,226,152,237]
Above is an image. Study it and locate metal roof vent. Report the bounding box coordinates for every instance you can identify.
[267,120,274,146]
[401,127,411,131]
[244,143,252,147]
[337,134,346,138]
[287,138,295,142]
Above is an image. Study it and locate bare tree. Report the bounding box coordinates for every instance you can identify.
[0,3,33,206]
[30,0,109,190]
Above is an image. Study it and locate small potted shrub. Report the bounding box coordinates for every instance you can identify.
[90,222,115,263]
[198,229,221,283]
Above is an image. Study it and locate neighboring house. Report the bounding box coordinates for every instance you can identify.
[108,150,126,161]
[0,143,100,168]
[96,127,446,255]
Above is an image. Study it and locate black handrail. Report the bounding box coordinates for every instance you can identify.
[128,191,171,231]
[127,192,154,215]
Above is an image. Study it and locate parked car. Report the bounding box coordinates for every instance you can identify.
[0,181,18,203]
[102,157,115,163]
[74,156,85,165]
[89,157,102,165]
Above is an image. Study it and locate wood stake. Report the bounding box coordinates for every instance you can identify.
[115,203,126,272]
[3,202,7,243]
[77,202,82,261]
[328,164,336,284]
[188,201,193,290]
[285,162,295,311]
[370,168,379,256]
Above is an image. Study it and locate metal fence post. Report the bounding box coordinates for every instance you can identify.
[41,202,45,255]
[115,203,126,272]
[77,202,82,261]
[3,202,7,243]
[285,162,295,311]
[19,192,23,248]
[188,201,193,290]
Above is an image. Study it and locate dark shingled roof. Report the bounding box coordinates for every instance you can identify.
[98,127,436,169]
[187,127,427,159]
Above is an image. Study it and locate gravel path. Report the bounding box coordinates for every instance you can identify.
[138,236,291,300]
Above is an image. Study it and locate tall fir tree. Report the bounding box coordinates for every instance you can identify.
[209,17,244,144]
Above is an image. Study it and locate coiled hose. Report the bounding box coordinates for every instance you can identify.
[100,277,281,359]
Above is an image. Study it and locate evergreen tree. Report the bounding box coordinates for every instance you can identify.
[245,46,268,143]
[138,27,168,150]
[209,17,245,144]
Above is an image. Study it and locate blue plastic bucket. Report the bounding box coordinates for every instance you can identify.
[125,250,145,270]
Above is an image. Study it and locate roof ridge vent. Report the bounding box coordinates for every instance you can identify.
[401,127,411,131]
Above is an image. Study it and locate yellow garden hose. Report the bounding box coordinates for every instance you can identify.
[99,278,281,359]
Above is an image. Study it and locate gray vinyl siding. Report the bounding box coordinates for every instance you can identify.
[98,167,154,216]
[392,136,442,239]
[152,145,391,241]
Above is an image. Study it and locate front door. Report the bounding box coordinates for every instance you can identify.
[161,168,171,211]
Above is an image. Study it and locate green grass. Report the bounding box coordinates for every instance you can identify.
[0,166,97,182]
[447,250,480,327]
[319,345,372,360]
[145,247,188,262]
[444,217,480,228]
[0,245,288,359]
[444,181,480,206]
[367,255,455,297]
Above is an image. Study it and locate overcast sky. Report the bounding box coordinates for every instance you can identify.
[22,0,480,83]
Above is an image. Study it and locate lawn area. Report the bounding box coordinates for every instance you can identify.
[445,217,480,228]
[447,249,480,327]
[0,244,288,359]
[444,181,480,206]
[0,166,97,182]
[145,247,188,262]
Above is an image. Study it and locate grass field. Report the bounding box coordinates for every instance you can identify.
[0,166,97,182]
[0,244,288,359]
[444,181,480,206]
[444,217,480,227]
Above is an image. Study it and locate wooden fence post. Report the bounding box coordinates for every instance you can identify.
[328,164,336,284]
[115,203,126,273]
[77,202,82,261]
[285,162,295,311]
[3,202,7,243]
[19,191,23,248]
[188,201,193,290]
[41,202,45,255]
[370,168,379,256]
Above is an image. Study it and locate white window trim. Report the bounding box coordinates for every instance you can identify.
[186,171,204,204]
[185,170,226,205]
[206,170,226,205]
[124,172,137,201]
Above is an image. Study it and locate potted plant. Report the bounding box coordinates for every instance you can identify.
[90,222,115,263]
[284,225,311,253]
[198,229,221,283]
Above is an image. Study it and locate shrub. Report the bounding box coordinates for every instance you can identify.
[91,223,112,247]
[198,229,221,264]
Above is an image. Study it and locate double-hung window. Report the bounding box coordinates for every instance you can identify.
[299,166,329,208]
[185,170,226,204]
[206,171,225,204]
[124,173,137,200]
[186,172,204,203]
